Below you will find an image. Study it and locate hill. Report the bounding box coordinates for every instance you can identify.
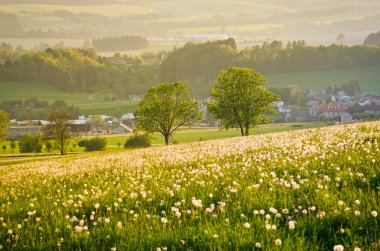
[0,121,379,249]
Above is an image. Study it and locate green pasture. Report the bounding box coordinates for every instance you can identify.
[95,122,323,147]
[0,81,91,104]
[267,65,380,94]
[77,101,138,117]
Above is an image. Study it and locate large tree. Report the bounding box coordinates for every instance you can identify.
[0,109,9,142]
[207,67,279,136]
[44,109,73,155]
[134,82,203,145]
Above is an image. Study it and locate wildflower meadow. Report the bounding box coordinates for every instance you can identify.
[0,122,379,250]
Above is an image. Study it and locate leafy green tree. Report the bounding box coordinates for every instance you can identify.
[18,133,43,153]
[10,139,16,153]
[208,67,279,136]
[44,109,73,155]
[0,109,8,143]
[134,82,203,145]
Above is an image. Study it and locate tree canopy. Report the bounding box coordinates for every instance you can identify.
[134,82,203,145]
[44,109,73,155]
[207,67,279,136]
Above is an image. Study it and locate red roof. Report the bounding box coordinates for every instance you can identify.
[311,104,347,113]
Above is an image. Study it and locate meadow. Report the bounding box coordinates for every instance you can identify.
[0,121,378,250]
[267,65,380,94]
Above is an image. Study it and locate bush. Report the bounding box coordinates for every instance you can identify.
[124,134,151,149]
[19,133,43,153]
[84,137,107,151]
[78,139,89,148]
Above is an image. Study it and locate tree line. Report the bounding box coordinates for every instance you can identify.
[2,39,380,98]
[0,46,158,97]
[159,39,380,96]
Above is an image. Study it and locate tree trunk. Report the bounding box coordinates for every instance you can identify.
[239,124,244,136]
[245,123,250,136]
[164,134,169,145]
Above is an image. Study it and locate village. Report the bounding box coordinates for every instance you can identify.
[6,89,380,140]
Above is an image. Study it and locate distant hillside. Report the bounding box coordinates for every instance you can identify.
[364,30,380,46]
[0,0,118,4]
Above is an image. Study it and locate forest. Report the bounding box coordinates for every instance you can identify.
[1,38,380,98]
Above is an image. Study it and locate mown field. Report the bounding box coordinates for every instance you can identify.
[0,121,379,250]
[267,65,380,95]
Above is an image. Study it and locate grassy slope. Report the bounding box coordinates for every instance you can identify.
[266,65,380,94]
[0,121,378,250]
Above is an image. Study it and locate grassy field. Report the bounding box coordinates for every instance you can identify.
[0,121,378,250]
[267,65,380,94]
[0,81,91,105]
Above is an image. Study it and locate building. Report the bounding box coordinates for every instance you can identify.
[363,103,380,114]
[309,104,347,118]
[7,126,45,140]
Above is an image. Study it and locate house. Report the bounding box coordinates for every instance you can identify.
[112,123,133,134]
[7,126,45,140]
[363,103,380,115]
[285,111,311,122]
[341,113,353,124]
[309,104,347,118]
[272,101,292,113]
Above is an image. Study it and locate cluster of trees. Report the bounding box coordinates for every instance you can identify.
[92,36,149,52]
[325,81,361,96]
[159,38,237,95]
[2,38,380,100]
[159,39,380,96]
[0,46,159,98]
[364,30,380,46]
[268,85,307,106]
[0,99,80,120]
[135,67,279,144]
[0,108,108,155]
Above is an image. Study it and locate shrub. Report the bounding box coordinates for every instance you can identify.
[19,133,43,153]
[84,137,107,151]
[124,134,151,149]
[78,139,89,148]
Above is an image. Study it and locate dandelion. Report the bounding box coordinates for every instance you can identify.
[333,244,344,251]
[104,218,110,224]
[213,234,219,239]
[244,222,250,228]
[117,221,122,229]
[161,217,168,224]
[355,200,360,205]
[7,229,12,235]
[288,221,295,230]
[354,210,360,216]
[275,239,282,246]
[94,203,100,209]
[338,201,344,206]
[17,224,22,229]
[354,247,361,251]
[371,211,378,217]
[255,242,262,248]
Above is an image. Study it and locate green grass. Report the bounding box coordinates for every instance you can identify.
[0,121,378,250]
[93,122,323,147]
[77,101,138,116]
[267,65,380,94]
[0,81,91,105]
